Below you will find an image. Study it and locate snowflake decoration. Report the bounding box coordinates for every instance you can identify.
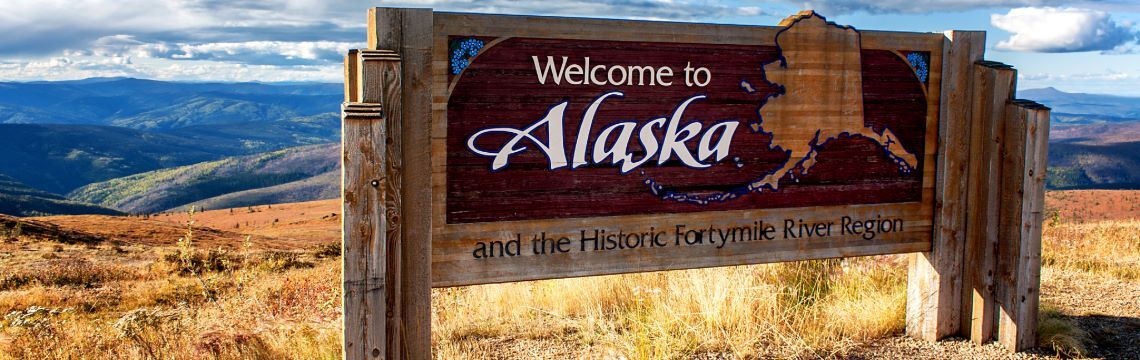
[450,38,484,75]
[906,52,929,84]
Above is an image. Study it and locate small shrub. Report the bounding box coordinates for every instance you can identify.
[251,251,313,273]
[2,306,72,358]
[311,242,341,259]
[3,306,69,330]
[114,307,179,359]
[162,248,240,275]
[0,273,32,291]
[195,330,278,359]
[149,280,211,306]
[1037,305,1087,358]
[0,258,129,291]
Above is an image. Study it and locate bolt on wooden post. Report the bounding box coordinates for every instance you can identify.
[342,7,1049,358]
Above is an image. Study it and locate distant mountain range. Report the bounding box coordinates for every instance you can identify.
[1020,87,1140,124]
[1021,87,1140,189]
[0,77,340,129]
[0,78,341,215]
[0,79,1136,217]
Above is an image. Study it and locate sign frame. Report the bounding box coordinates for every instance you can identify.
[341,8,1049,359]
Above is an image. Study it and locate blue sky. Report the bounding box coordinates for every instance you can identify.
[1,0,1138,95]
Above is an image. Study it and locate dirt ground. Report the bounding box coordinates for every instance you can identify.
[1045,190,1140,222]
[29,199,341,250]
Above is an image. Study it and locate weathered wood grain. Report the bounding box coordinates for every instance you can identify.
[996,100,1049,351]
[342,98,388,360]
[345,49,359,102]
[370,7,434,360]
[906,30,984,341]
[962,61,1015,343]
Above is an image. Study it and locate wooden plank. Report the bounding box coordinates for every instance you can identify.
[906,30,984,341]
[345,49,359,102]
[1017,104,1048,350]
[996,100,1049,351]
[433,202,932,286]
[342,99,388,360]
[432,11,942,51]
[370,7,434,359]
[962,61,1015,343]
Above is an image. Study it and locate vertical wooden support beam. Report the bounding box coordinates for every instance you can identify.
[343,48,402,360]
[366,7,434,360]
[996,100,1049,351]
[962,61,1015,343]
[907,30,985,341]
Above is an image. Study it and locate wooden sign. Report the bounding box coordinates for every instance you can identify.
[436,12,941,287]
[342,8,1049,359]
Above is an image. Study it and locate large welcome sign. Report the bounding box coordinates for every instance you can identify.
[436,12,939,286]
[342,8,1049,359]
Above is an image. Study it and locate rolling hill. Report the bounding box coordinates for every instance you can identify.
[0,174,121,217]
[0,124,243,194]
[69,143,339,213]
[1046,121,1140,189]
[0,77,341,129]
[0,122,340,195]
[1022,88,1140,189]
[173,170,338,212]
[0,78,341,196]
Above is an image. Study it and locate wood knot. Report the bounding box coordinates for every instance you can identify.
[372,348,381,357]
[371,180,380,187]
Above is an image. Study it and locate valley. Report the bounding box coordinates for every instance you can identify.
[0,79,1137,219]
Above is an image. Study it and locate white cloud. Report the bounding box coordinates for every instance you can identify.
[0,57,145,81]
[0,0,771,82]
[992,7,1138,53]
[797,0,1140,14]
[83,36,358,65]
[1017,69,1140,96]
[799,0,1066,14]
[0,56,343,82]
[1019,70,1136,82]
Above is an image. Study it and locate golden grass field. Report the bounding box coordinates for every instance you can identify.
[0,190,1137,359]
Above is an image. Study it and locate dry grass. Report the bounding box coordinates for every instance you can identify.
[0,260,342,360]
[433,257,907,358]
[2,191,1137,359]
[1042,219,1140,281]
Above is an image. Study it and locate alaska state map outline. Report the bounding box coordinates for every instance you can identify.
[646,12,920,205]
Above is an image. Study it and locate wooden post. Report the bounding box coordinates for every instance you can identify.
[342,48,399,360]
[961,61,1015,343]
[342,7,434,360]
[906,30,984,341]
[343,7,433,358]
[996,100,1049,351]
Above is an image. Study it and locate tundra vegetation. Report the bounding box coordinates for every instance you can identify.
[0,191,1136,359]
